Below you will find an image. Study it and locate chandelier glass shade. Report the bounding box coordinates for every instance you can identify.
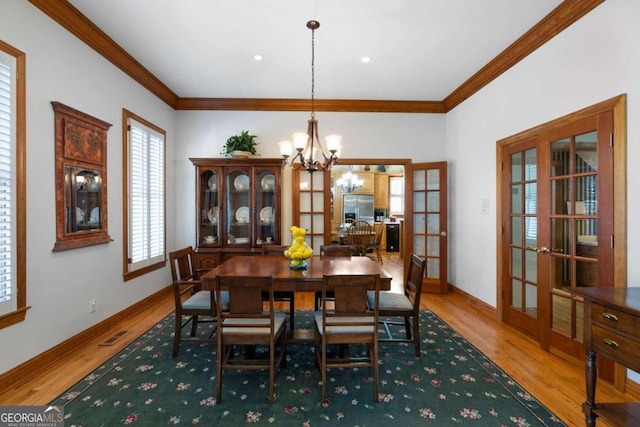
[279,20,341,173]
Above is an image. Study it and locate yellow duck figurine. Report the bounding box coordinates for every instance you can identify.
[284,226,314,269]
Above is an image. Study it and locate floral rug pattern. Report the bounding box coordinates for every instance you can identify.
[51,310,566,426]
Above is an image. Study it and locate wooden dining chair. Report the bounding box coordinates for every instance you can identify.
[367,253,426,357]
[314,273,380,402]
[262,245,295,329]
[320,244,352,257]
[169,246,228,357]
[347,220,373,256]
[214,274,288,404]
[314,245,352,310]
[368,225,384,264]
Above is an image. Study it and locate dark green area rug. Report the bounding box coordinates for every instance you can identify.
[51,311,566,426]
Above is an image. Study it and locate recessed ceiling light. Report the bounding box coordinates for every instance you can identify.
[361,56,371,63]
[254,55,263,61]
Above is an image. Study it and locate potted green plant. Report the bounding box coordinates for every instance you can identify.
[220,130,259,157]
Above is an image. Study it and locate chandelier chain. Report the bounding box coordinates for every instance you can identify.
[311,24,315,119]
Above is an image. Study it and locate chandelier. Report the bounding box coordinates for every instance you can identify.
[336,168,363,193]
[279,20,342,173]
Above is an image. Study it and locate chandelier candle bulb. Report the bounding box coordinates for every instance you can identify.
[325,135,342,153]
[292,133,308,151]
[279,140,292,157]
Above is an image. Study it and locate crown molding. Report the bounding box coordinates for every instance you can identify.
[28,0,179,108]
[175,98,445,113]
[30,0,603,113]
[443,0,604,111]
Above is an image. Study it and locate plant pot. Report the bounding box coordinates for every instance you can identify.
[231,150,251,158]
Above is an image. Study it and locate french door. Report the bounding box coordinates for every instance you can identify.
[406,162,448,294]
[499,96,625,378]
[291,160,449,295]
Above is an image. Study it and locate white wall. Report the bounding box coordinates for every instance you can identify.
[173,111,446,249]
[446,0,640,304]
[444,0,640,381]
[0,2,176,373]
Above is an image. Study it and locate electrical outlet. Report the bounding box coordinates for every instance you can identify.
[90,299,96,313]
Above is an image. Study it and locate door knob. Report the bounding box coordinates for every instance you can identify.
[525,246,550,254]
[440,231,447,237]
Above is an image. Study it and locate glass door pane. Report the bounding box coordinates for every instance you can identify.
[226,169,250,245]
[294,170,327,253]
[199,168,220,246]
[549,131,597,341]
[255,168,277,246]
[509,148,538,319]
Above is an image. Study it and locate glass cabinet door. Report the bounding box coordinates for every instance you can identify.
[198,168,221,246]
[226,168,251,245]
[67,166,103,233]
[255,167,278,245]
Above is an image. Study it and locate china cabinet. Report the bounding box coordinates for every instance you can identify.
[190,158,282,268]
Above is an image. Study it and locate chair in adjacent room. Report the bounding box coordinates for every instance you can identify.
[169,246,228,357]
[214,274,288,404]
[314,245,352,310]
[262,244,295,329]
[368,253,426,357]
[368,225,384,264]
[314,273,381,402]
[347,220,373,256]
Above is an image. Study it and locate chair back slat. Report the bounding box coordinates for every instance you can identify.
[228,288,264,314]
[170,246,196,282]
[405,253,427,309]
[320,245,351,257]
[323,274,379,316]
[262,245,288,256]
[215,275,272,315]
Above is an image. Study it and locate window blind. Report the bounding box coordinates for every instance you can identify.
[389,176,404,215]
[0,51,16,314]
[127,118,165,272]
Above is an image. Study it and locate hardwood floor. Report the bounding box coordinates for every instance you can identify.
[1,252,637,427]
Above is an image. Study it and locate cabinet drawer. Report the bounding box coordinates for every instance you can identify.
[592,325,640,371]
[195,252,221,270]
[576,243,598,258]
[592,303,640,337]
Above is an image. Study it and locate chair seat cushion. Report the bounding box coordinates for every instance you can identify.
[314,311,375,334]
[183,290,212,310]
[183,290,229,310]
[367,291,412,311]
[222,312,287,335]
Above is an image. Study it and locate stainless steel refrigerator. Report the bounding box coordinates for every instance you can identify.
[343,194,374,223]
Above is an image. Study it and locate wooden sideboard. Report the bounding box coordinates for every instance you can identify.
[571,287,640,426]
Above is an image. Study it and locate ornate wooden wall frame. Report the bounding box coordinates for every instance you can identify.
[52,102,113,251]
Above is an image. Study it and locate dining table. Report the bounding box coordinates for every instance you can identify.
[202,255,392,341]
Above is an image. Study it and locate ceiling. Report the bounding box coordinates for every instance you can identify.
[64,0,566,105]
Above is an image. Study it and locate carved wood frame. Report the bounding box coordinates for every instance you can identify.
[52,102,112,251]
